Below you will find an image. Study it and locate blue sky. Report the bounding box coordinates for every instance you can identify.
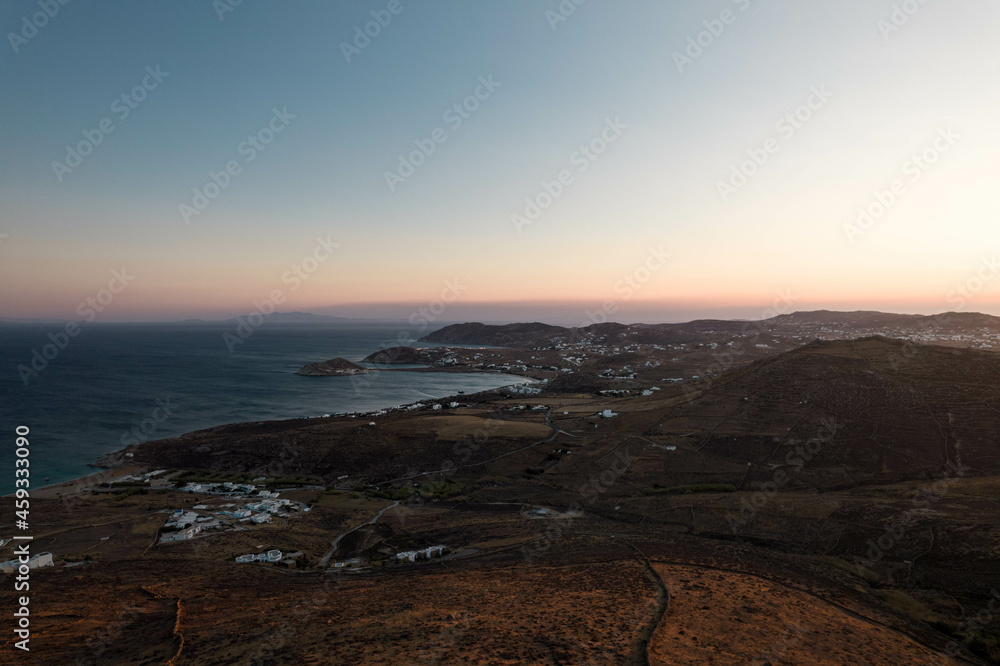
[2,0,999,323]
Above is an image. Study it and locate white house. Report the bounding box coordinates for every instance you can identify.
[160,525,201,543]
[165,510,199,529]
[235,554,255,563]
[0,552,53,573]
[266,550,282,562]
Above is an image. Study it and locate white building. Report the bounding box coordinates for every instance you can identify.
[160,525,201,543]
[0,552,54,573]
[165,510,199,529]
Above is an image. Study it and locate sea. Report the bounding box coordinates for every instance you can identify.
[0,322,526,495]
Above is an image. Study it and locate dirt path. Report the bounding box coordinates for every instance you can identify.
[626,542,670,666]
[319,499,399,566]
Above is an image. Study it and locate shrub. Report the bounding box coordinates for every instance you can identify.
[419,480,464,498]
[643,484,736,495]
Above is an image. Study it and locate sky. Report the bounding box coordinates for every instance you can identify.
[2,0,999,324]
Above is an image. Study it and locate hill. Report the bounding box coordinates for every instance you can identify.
[15,333,1000,664]
[422,310,1000,352]
[653,336,1000,489]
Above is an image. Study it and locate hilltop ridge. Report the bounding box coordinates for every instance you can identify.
[421,310,1000,351]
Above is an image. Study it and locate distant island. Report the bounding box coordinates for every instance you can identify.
[226,311,355,324]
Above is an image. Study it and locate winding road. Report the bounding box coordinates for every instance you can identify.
[321,409,573,567]
[319,500,400,566]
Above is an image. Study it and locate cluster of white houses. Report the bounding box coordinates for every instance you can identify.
[394,545,445,563]
[236,549,283,563]
[177,481,280,498]
[115,469,168,484]
[158,496,305,544]
[235,550,304,568]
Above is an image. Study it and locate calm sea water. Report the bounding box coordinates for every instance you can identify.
[0,322,523,495]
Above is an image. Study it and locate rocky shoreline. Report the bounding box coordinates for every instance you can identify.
[295,357,370,376]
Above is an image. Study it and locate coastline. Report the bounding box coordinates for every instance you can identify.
[14,369,540,497]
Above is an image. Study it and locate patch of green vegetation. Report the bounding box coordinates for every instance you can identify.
[365,480,464,501]
[965,631,1000,662]
[928,619,958,636]
[173,470,258,484]
[367,486,417,501]
[642,484,736,495]
[264,476,321,489]
[419,480,464,498]
[825,557,883,587]
[112,486,148,500]
[62,553,93,563]
[875,589,940,624]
